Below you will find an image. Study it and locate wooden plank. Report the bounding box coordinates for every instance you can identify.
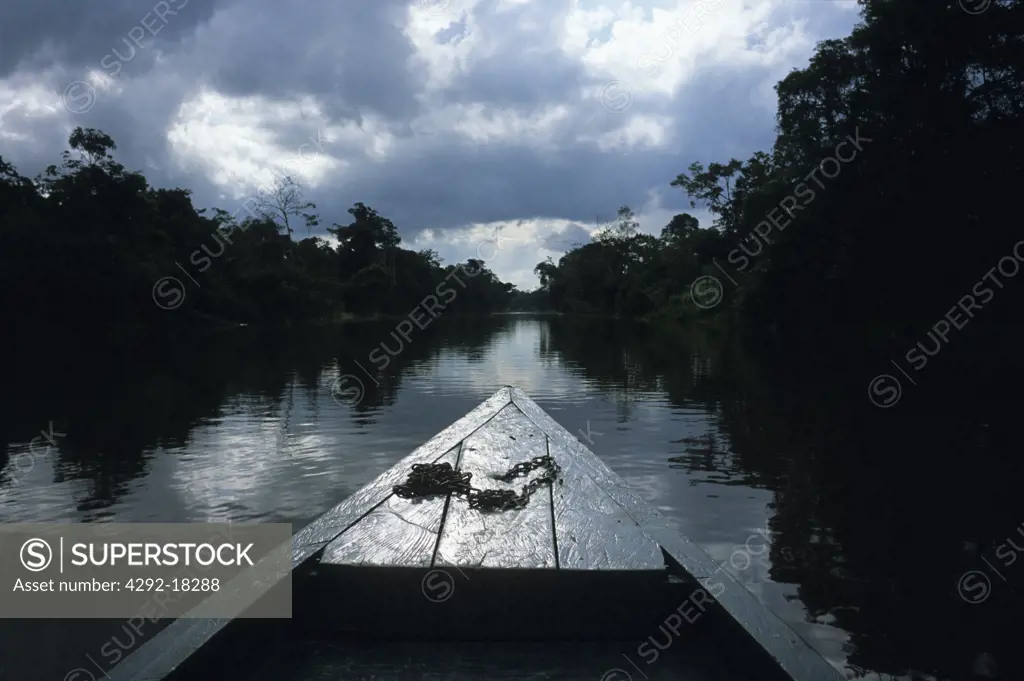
[548,436,664,571]
[295,388,512,549]
[319,446,459,567]
[433,403,556,569]
[509,388,846,681]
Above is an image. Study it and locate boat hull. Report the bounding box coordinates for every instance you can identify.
[106,387,844,681]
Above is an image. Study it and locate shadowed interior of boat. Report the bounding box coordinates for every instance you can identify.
[244,638,784,681]
[131,549,797,681]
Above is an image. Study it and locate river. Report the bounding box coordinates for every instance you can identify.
[1,314,1020,681]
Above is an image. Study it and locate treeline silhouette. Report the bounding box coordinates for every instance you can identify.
[536,0,1023,358]
[0,129,515,332]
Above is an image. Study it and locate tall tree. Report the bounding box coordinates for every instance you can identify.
[253,175,319,239]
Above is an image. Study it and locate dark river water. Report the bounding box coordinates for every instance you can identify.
[1,314,1020,681]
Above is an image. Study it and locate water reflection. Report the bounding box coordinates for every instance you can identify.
[1,315,1020,680]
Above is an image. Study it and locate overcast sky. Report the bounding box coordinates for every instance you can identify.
[0,0,860,289]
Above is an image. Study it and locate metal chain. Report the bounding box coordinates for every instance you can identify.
[393,455,563,512]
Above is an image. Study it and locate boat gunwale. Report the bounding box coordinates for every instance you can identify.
[106,386,845,681]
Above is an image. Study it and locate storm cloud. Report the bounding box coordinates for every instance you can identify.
[0,0,860,288]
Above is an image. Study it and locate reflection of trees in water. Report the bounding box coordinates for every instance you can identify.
[332,315,516,417]
[544,318,678,424]
[544,319,1022,681]
[732,349,1022,680]
[0,317,511,515]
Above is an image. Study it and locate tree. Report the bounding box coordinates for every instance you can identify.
[418,249,443,268]
[253,175,319,239]
[660,213,700,247]
[327,203,400,255]
[670,160,743,233]
[596,205,640,242]
[534,258,558,290]
[328,202,403,292]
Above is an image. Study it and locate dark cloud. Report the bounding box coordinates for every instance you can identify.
[439,49,588,110]
[305,69,792,237]
[540,224,593,252]
[182,0,421,120]
[304,137,684,238]
[1,0,222,79]
[0,0,861,285]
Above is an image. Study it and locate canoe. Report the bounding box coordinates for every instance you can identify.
[108,387,844,681]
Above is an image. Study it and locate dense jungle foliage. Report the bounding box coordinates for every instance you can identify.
[0,132,514,332]
[535,0,1023,359]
